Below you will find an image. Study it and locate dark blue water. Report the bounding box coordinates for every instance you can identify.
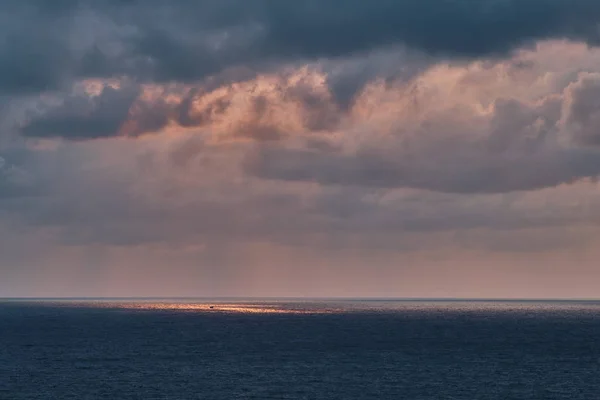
[1,300,599,399]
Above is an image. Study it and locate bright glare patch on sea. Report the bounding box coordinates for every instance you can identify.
[12,298,600,316]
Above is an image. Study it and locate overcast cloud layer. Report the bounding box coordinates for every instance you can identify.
[2,1,600,297]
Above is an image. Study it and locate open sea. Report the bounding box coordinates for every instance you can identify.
[1,299,599,399]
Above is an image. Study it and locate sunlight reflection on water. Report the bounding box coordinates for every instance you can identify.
[111,302,325,314]
[26,299,600,316]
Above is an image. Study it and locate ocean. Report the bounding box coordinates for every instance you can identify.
[1,299,599,399]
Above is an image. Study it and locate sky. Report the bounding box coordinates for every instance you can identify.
[2,0,600,298]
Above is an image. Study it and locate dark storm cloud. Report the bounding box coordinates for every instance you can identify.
[0,4,73,94]
[255,0,600,57]
[20,85,141,139]
[3,0,600,96]
[108,0,600,69]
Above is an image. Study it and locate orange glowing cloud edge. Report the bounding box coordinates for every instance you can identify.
[67,40,600,151]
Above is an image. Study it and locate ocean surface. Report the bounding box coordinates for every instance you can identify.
[1,299,599,399]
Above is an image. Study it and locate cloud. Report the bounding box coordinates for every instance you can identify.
[3,0,600,97]
[0,155,37,198]
[16,42,600,194]
[20,84,143,139]
[19,69,340,140]
[5,120,600,297]
[245,59,600,194]
[6,6,600,297]
[561,73,600,147]
[3,131,600,253]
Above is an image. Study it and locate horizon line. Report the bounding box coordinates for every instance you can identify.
[2,296,600,302]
